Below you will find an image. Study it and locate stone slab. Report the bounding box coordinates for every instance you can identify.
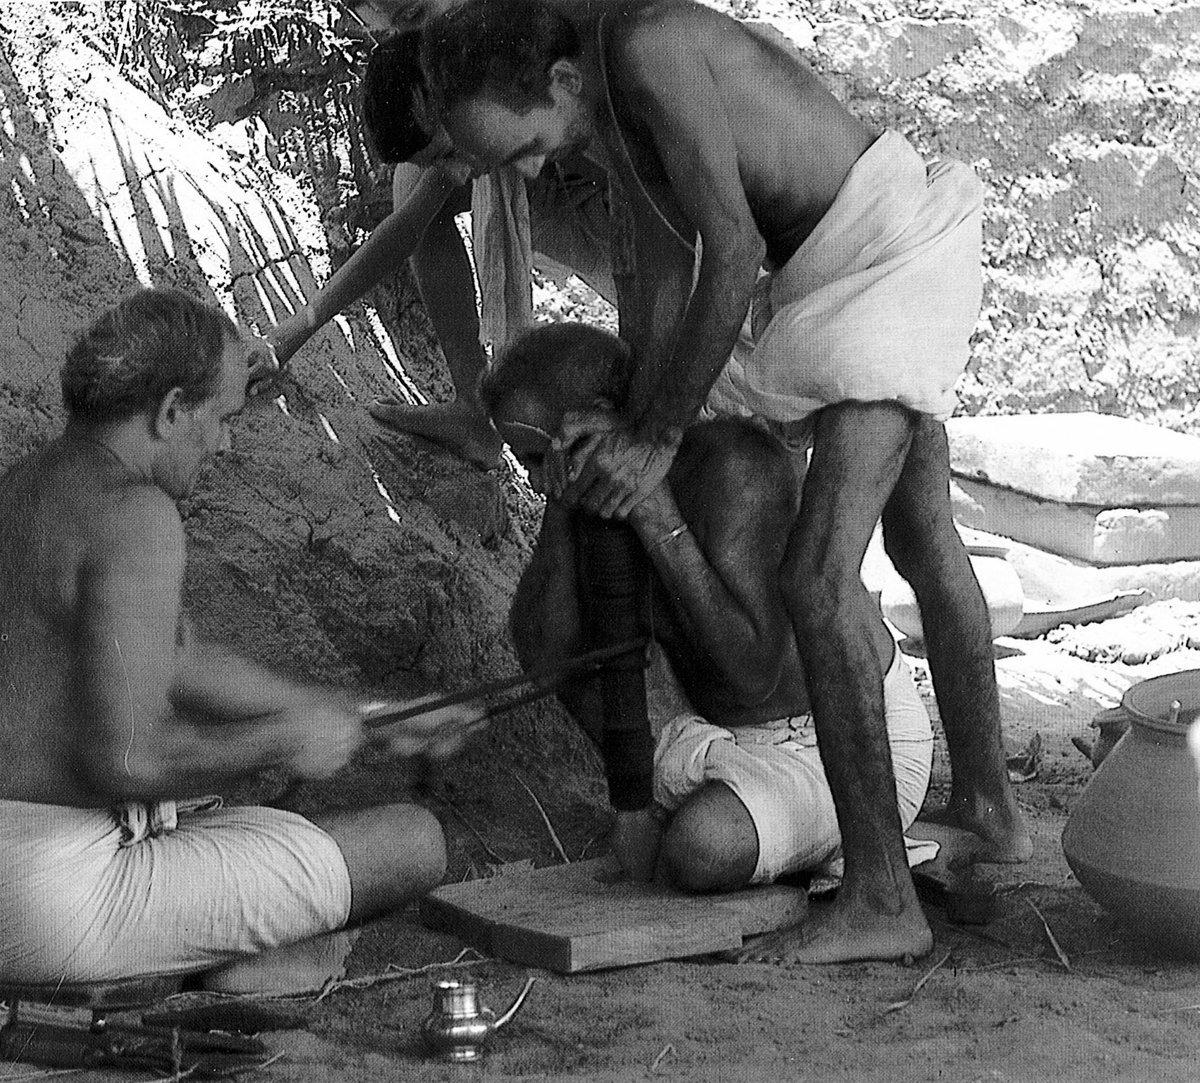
[951,475,1200,564]
[420,857,807,973]
[959,526,1200,606]
[946,413,1200,506]
[862,522,1200,615]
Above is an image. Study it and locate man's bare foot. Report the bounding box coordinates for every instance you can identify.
[920,795,1033,864]
[368,399,504,470]
[736,896,933,965]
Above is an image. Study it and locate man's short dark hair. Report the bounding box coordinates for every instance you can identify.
[361,31,434,163]
[482,322,633,419]
[421,0,581,114]
[62,288,238,423]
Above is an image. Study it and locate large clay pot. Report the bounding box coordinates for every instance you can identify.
[1062,669,1200,958]
[880,544,1024,642]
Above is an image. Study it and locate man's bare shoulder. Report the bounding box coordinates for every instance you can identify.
[88,479,184,571]
[677,419,796,514]
[607,1,741,64]
[606,3,773,109]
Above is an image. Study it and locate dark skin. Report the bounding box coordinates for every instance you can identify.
[503,401,882,888]
[439,0,1029,962]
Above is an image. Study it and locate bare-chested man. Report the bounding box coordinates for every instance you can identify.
[0,287,480,987]
[491,322,934,893]
[421,0,1031,963]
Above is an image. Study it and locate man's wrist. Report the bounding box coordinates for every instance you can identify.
[648,522,689,551]
[635,420,685,448]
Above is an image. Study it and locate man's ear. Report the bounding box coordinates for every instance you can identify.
[152,387,186,440]
[548,58,584,97]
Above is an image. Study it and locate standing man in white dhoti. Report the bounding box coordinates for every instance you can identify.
[422,0,1032,964]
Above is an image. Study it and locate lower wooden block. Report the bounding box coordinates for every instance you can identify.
[421,857,807,973]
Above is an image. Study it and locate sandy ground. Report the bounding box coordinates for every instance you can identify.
[7,619,1200,1083]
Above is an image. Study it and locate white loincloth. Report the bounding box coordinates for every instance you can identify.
[0,799,351,984]
[707,129,984,425]
[653,648,935,885]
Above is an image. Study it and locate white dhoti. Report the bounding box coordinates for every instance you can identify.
[653,649,934,885]
[0,799,351,983]
[708,129,984,425]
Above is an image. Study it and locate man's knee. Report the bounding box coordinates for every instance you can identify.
[318,803,448,905]
[392,804,448,891]
[780,528,863,634]
[882,498,973,594]
[883,510,956,585]
[660,785,757,893]
[883,419,964,582]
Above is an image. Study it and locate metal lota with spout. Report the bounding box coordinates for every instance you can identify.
[421,977,536,1061]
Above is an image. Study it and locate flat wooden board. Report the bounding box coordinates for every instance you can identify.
[421,857,807,973]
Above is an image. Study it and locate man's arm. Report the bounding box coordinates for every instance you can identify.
[73,488,358,801]
[269,164,464,365]
[410,194,490,395]
[558,13,764,516]
[171,619,306,721]
[628,425,797,708]
[614,13,766,436]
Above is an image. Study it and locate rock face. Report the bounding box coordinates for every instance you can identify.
[748,0,1200,433]
[947,414,1200,564]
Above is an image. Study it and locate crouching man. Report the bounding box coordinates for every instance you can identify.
[0,287,481,987]
[489,322,933,897]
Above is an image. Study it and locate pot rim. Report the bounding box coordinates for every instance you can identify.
[1123,669,1200,736]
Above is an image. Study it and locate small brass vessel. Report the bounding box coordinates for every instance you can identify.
[420,977,535,1062]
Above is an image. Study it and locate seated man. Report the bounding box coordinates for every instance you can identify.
[268,25,615,468]
[0,287,481,987]
[489,322,933,892]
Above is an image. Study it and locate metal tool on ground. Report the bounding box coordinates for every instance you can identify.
[0,974,269,1077]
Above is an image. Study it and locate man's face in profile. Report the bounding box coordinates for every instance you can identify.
[157,338,248,500]
[444,80,593,181]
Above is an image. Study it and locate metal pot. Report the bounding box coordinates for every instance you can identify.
[1062,669,1200,958]
[420,977,535,1062]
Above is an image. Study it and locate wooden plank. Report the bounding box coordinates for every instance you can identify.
[420,857,807,973]
[493,901,737,973]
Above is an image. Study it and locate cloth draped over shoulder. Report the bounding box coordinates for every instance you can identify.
[706,129,985,424]
[471,169,535,353]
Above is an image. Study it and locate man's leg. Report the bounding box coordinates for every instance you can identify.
[368,205,503,468]
[660,783,759,892]
[310,803,447,923]
[741,401,930,965]
[882,418,1032,862]
[198,803,445,994]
